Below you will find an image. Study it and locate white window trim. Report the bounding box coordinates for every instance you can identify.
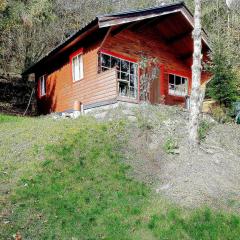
[40,75,46,97]
[168,74,188,97]
[72,53,84,82]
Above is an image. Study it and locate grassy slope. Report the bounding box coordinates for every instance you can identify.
[0,114,240,239]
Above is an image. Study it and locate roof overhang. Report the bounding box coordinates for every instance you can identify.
[97,2,209,47]
[23,19,99,75]
[23,2,211,75]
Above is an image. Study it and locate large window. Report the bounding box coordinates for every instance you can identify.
[99,52,138,99]
[169,74,188,97]
[72,53,83,82]
[39,75,46,96]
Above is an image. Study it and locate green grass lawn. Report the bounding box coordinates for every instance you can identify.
[0,114,240,239]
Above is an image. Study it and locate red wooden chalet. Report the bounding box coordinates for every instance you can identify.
[23,2,211,114]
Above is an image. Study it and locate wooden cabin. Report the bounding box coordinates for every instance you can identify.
[23,2,211,114]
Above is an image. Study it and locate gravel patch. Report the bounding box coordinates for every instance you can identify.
[101,104,240,211]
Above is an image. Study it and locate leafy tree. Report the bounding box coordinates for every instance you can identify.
[0,0,57,73]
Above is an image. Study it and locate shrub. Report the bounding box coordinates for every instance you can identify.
[163,137,179,154]
[198,120,212,141]
[210,105,232,123]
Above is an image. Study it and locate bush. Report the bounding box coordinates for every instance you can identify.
[198,120,213,141]
[163,137,179,154]
[210,105,232,123]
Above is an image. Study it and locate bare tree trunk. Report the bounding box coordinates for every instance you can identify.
[226,0,240,10]
[189,0,202,149]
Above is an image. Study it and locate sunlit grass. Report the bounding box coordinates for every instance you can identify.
[0,114,23,123]
[1,115,240,239]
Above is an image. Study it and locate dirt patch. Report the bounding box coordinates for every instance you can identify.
[99,104,240,211]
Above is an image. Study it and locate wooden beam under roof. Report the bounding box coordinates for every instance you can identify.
[111,21,139,36]
[99,26,113,49]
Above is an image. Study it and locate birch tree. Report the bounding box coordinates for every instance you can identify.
[189,0,203,148]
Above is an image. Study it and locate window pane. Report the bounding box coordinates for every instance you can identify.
[119,82,128,96]
[101,54,111,68]
[168,74,188,96]
[175,76,181,85]
[169,74,175,84]
[44,78,46,95]
[111,57,120,70]
[40,76,46,96]
[121,72,129,81]
[74,56,80,81]
[121,60,129,73]
[41,78,43,95]
[130,63,137,75]
[130,74,137,86]
[79,55,83,79]
[182,77,187,85]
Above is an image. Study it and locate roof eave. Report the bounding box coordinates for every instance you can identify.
[98,2,185,28]
[22,18,99,75]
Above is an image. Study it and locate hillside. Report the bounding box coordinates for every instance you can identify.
[1,105,240,239]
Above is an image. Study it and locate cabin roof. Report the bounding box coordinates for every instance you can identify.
[100,2,181,16]
[23,2,210,75]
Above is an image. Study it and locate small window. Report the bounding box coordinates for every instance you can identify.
[39,75,46,96]
[72,54,83,82]
[168,74,188,97]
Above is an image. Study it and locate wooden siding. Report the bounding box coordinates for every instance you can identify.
[37,42,117,114]
[101,28,209,105]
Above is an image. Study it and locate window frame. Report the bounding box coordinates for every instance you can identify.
[39,75,46,97]
[99,50,139,99]
[168,73,189,97]
[70,48,84,82]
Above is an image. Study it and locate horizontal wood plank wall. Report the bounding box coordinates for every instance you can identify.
[102,29,191,69]
[102,29,209,105]
[37,43,117,114]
